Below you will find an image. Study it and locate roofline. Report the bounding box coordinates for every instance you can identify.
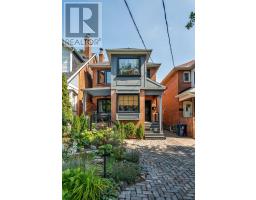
[67,54,96,83]
[161,60,195,85]
[62,40,85,62]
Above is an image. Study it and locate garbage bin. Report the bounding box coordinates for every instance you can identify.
[176,124,187,137]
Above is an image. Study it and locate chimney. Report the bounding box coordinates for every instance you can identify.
[99,48,104,63]
[84,34,92,58]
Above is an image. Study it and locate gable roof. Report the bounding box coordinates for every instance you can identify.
[62,40,85,63]
[67,54,96,83]
[145,78,166,90]
[161,60,195,85]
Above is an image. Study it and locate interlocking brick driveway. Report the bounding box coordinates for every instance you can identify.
[119,132,195,200]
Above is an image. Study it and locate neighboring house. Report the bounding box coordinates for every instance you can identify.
[161,60,195,138]
[83,48,166,138]
[62,37,97,115]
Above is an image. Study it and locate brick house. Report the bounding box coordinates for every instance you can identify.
[161,60,195,138]
[83,45,166,138]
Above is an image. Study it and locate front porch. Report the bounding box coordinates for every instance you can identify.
[83,86,165,139]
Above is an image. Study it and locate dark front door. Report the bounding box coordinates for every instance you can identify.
[145,100,151,122]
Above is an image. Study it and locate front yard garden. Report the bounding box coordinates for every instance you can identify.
[62,115,144,200]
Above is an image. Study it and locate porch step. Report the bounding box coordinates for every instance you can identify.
[144,132,166,140]
[144,122,160,131]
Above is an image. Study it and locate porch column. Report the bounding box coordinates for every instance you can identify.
[83,91,87,114]
[158,94,163,133]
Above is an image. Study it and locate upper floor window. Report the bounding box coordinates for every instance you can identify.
[97,70,111,84]
[146,69,151,78]
[183,71,191,82]
[118,58,140,76]
[117,95,139,112]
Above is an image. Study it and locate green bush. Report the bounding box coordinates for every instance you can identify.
[111,162,140,184]
[71,115,81,135]
[136,125,144,139]
[80,114,89,133]
[62,167,117,200]
[62,74,73,132]
[98,144,113,156]
[124,150,140,163]
[112,146,126,161]
[124,122,136,138]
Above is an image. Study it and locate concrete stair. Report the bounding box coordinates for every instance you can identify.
[144,122,166,140]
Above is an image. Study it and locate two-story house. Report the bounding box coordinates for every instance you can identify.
[62,37,97,115]
[83,48,166,138]
[161,60,195,138]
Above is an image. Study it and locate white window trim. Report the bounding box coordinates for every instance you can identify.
[183,71,191,83]
[183,101,193,118]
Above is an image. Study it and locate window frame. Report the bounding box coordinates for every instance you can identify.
[97,70,111,85]
[117,94,140,113]
[183,71,191,83]
[117,57,141,77]
[97,98,111,113]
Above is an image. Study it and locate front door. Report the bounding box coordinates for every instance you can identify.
[145,100,151,122]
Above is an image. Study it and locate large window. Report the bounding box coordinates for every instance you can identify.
[97,99,111,113]
[118,95,139,112]
[97,70,111,84]
[118,58,140,76]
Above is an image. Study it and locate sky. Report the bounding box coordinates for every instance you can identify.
[62,0,195,82]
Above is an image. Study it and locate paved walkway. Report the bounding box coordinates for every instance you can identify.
[118,132,195,200]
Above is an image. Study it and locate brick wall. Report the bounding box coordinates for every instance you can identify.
[162,72,180,127]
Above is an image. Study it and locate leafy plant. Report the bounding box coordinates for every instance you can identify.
[62,74,73,133]
[98,144,113,156]
[186,11,195,30]
[62,167,117,200]
[124,150,140,163]
[80,114,89,133]
[111,162,140,184]
[112,146,126,161]
[136,124,144,139]
[71,115,81,135]
[124,122,136,138]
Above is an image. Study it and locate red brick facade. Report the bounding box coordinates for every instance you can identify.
[161,61,195,138]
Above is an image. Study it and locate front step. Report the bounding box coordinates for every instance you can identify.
[144,132,166,140]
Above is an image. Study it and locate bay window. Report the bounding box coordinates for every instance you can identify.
[118,95,139,112]
[118,58,140,76]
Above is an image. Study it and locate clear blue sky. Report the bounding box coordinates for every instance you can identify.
[62,0,195,82]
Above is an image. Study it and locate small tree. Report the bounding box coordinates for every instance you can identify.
[185,11,195,30]
[62,74,72,133]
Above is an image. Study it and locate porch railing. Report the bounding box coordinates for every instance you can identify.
[90,112,112,129]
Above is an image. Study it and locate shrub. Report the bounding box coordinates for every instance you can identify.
[62,74,73,132]
[112,146,126,161]
[80,114,89,133]
[136,125,144,139]
[124,150,140,163]
[98,144,113,156]
[111,162,140,184]
[71,115,81,135]
[124,122,136,138]
[62,167,117,200]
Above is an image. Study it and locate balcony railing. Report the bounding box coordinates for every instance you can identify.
[91,112,111,123]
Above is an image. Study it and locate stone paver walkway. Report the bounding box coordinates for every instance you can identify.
[118,132,195,200]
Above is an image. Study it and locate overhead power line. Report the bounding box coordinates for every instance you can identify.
[162,0,175,68]
[123,0,153,62]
